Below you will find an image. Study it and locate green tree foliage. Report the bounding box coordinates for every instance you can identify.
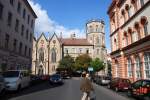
[74,54,92,71]
[90,58,105,72]
[58,55,74,69]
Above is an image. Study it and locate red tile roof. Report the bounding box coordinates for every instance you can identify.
[61,38,93,46]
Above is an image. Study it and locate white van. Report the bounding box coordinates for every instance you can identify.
[3,70,30,91]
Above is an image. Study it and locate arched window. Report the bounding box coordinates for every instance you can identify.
[144,53,150,78]
[132,31,138,43]
[39,48,44,62]
[51,48,56,63]
[125,4,130,18]
[140,0,144,7]
[124,32,128,46]
[141,16,148,36]
[131,0,137,11]
[121,9,126,23]
[127,58,133,78]
[135,56,142,79]
[89,26,93,33]
[134,22,141,39]
[96,36,100,44]
[95,25,98,32]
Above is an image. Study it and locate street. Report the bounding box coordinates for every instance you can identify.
[1,78,134,100]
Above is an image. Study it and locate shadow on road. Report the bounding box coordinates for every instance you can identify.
[1,81,64,100]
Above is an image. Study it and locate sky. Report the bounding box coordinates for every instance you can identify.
[28,0,112,52]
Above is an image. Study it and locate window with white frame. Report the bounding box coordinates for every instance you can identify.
[135,57,142,79]
[144,53,150,78]
[127,58,133,78]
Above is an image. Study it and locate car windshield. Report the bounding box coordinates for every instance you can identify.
[52,74,61,78]
[3,71,19,77]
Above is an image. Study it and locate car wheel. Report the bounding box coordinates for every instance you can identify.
[17,85,21,92]
[115,87,119,92]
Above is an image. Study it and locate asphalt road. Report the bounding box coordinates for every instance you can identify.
[1,78,134,100]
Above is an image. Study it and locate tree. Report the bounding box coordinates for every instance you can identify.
[74,54,92,71]
[58,55,74,69]
[90,58,105,72]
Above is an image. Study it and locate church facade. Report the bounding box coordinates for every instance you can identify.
[32,20,107,75]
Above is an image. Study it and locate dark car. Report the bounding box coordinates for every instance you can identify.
[128,79,150,100]
[49,74,63,85]
[108,78,131,92]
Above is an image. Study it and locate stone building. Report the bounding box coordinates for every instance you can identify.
[108,0,150,81]
[32,20,107,75]
[0,0,37,71]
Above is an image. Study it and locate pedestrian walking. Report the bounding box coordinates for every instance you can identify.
[80,73,95,100]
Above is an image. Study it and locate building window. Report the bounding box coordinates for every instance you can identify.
[140,0,144,7]
[127,58,133,78]
[10,0,14,6]
[144,22,148,36]
[39,48,44,62]
[72,48,75,53]
[65,48,68,54]
[0,3,3,19]
[132,31,138,43]
[23,8,26,19]
[5,34,9,49]
[13,39,17,52]
[29,48,31,57]
[96,36,100,44]
[31,19,33,28]
[27,15,30,24]
[21,25,24,36]
[96,49,99,55]
[17,2,21,14]
[19,42,22,54]
[86,49,89,54]
[7,12,12,27]
[30,33,32,42]
[89,26,93,33]
[15,19,19,32]
[95,25,98,32]
[79,48,82,53]
[24,45,27,56]
[51,48,56,63]
[135,57,142,79]
[26,29,29,40]
[144,53,150,78]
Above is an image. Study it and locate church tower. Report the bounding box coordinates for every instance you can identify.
[86,19,106,60]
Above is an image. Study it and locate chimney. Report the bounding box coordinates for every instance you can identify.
[71,33,76,39]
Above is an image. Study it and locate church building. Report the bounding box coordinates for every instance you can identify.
[32,19,107,75]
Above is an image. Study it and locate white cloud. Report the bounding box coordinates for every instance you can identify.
[28,0,85,38]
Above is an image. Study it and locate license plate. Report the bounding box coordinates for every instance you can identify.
[124,87,128,89]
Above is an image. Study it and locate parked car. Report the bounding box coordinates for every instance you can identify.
[97,76,111,85]
[3,70,30,91]
[108,78,131,92]
[49,74,63,85]
[128,79,150,100]
[0,74,5,96]
[40,75,50,81]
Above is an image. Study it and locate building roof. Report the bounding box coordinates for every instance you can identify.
[61,38,93,46]
[23,0,37,18]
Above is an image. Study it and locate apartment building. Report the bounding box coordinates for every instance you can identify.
[0,0,37,71]
[108,0,150,81]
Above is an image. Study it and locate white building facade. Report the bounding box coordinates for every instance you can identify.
[0,0,37,71]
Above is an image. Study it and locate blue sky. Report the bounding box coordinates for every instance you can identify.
[29,0,112,52]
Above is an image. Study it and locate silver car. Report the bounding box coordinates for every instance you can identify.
[0,74,5,95]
